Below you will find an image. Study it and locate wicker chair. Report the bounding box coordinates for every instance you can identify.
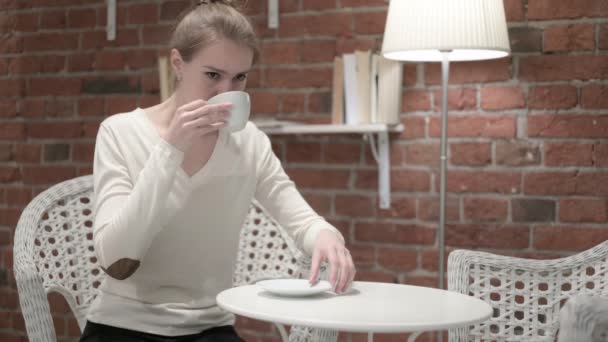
[557,294,608,342]
[447,241,608,341]
[13,175,336,342]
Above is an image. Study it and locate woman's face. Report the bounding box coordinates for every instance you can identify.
[172,39,254,103]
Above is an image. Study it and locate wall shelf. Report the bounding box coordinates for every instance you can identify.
[257,122,404,209]
[259,123,403,135]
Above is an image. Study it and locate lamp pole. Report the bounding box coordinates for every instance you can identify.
[438,50,451,291]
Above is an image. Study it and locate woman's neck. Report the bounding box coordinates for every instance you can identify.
[144,93,179,129]
[142,93,219,148]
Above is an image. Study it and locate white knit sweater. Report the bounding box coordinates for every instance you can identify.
[86,108,342,336]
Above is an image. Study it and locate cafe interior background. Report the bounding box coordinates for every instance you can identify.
[1,0,607,341]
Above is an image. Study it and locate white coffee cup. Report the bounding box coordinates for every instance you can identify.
[207,91,250,133]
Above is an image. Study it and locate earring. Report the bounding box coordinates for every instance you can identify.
[177,74,182,82]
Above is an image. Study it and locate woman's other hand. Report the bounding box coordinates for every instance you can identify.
[308,230,356,294]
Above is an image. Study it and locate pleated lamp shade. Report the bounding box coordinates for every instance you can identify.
[382,0,510,62]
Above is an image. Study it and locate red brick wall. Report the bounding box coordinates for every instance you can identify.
[1,0,607,341]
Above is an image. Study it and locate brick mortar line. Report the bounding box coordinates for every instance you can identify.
[527,110,608,116]
[277,7,388,17]
[478,137,606,143]
[388,190,608,197]
[0,117,105,121]
[528,223,608,229]
[3,6,113,15]
[513,50,608,57]
[596,23,603,52]
[1,69,158,76]
[406,79,608,88]
[10,94,159,99]
[301,189,434,197]
[443,165,608,171]
[408,110,608,115]
[258,36,350,43]
[0,140,99,145]
[519,18,608,27]
[9,0,170,12]
[346,219,608,229]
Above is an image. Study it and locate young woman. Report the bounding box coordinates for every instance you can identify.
[81,1,356,341]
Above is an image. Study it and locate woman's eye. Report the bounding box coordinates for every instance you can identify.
[206,72,220,80]
[235,74,247,81]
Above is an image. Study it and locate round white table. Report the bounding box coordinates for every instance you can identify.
[217,281,492,342]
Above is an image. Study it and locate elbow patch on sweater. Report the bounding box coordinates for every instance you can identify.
[101,258,140,280]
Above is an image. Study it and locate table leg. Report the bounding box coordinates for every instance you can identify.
[274,323,289,342]
[407,331,422,342]
[368,332,373,342]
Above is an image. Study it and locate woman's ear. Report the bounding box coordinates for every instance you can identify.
[170,48,184,82]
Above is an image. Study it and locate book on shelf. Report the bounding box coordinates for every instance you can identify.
[370,53,379,123]
[342,53,360,125]
[331,50,403,126]
[355,50,372,125]
[331,56,344,125]
[376,54,403,125]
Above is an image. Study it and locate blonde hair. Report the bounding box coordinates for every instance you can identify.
[170,0,259,64]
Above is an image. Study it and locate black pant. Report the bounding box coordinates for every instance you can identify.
[79,321,245,342]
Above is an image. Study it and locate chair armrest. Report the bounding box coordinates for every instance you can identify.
[557,294,608,342]
[14,265,57,342]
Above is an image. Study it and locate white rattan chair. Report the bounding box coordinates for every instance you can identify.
[557,294,608,342]
[447,241,608,341]
[13,175,336,342]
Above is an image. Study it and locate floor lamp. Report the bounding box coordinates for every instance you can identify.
[381,0,511,292]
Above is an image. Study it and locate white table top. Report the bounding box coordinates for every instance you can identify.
[217,281,492,333]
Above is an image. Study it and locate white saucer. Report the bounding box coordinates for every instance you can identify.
[256,279,333,297]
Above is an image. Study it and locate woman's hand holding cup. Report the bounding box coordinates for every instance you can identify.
[162,99,231,152]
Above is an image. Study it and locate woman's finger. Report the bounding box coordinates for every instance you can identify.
[336,247,349,293]
[177,99,206,113]
[182,103,232,123]
[308,248,323,285]
[345,250,356,292]
[185,109,230,129]
[327,247,340,290]
[196,123,225,137]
